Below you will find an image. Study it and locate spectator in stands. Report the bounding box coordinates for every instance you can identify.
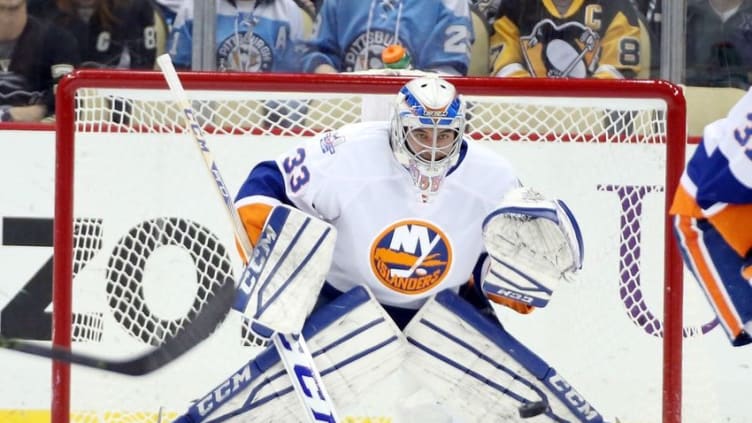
[153,0,181,30]
[686,0,752,89]
[0,0,79,122]
[296,0,318,17]
[489,0,643,79]
[167,0,310,72]
[471,0,502,24]
[629,0,661,37]
[301,0,474,75]
[29,0,159,69]
[629,0,661,77]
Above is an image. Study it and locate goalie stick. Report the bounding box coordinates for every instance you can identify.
[156,54,339,423]
[0,276,235,376]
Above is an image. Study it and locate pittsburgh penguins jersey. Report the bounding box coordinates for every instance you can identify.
[301,0,473,75]
[0,17,79,114]
[670,88,752,257]
[43,0,158,69]
[235,121,520,309]
[169,0,307,72]
[490,0,641,78]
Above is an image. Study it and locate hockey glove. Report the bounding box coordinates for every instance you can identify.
[481,187,583,309]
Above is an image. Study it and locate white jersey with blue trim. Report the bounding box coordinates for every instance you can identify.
[302,0,473,74]
[681,88,752,210]
[236,121,519,309]
[168,0,306,72]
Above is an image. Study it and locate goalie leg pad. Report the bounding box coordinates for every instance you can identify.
[233,205,337,336]
[404,290,606,423]
[482,187,584,308]
[174,344,302,423]
[177,285,406,422]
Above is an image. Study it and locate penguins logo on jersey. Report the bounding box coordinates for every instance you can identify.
[217,32,273,72]
[521,19,601,78]
[344,31,404,72]
[370,220,452,294]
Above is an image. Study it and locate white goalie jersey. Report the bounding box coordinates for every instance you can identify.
[235,120,520,309]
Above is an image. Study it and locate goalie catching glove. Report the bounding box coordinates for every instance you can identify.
[481,187,583,311]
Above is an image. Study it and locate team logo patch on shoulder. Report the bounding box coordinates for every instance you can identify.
[369,220,452,294]
[319,131,345,154]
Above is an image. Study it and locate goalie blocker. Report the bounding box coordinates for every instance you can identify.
[481,187,584,310]
[232,204,336,338]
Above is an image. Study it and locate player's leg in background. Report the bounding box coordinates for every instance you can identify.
[674,215,752,346]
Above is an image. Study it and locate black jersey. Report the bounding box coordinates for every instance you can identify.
[0,16,79,114]
[685,0,752,89]
[490,0,641,78]
[629,0,660,34]
[48,0,158,69]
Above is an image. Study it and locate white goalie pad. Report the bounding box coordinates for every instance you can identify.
[233,205,337,336]
[481,187,583,308]
[176,286,407,422]
[403,290,607,423]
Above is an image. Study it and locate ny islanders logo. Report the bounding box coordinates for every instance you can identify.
[369,220,452,294]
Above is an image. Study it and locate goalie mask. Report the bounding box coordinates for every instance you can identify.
[390,76,466,201]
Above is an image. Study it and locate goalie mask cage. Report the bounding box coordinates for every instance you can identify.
[50,70,691,423]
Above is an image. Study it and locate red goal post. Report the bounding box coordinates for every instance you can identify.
[53,70,687,423]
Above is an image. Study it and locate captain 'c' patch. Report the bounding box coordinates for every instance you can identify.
[369,220,452,294]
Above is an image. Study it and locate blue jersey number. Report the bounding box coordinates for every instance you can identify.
[282,148,311,193]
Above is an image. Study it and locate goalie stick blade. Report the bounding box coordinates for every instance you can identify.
[0,276,235,376]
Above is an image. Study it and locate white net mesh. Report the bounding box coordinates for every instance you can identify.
[50,72,700,423]
[74,87,666,141]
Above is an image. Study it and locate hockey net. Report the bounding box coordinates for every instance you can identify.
[48,70,693,423]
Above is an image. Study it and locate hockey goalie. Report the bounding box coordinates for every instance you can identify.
[173,75,607,422]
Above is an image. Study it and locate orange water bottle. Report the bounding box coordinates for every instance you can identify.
[382,44,411,69]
